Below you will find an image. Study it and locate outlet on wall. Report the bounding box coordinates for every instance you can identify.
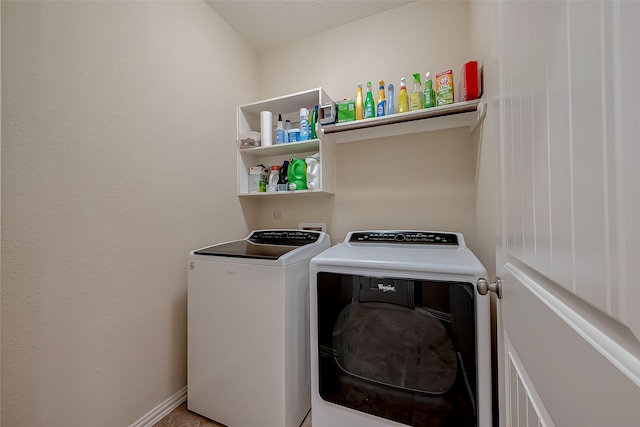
[299,223,326,233]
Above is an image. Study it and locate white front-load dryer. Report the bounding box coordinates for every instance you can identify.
[188,230,330,427]
[309,230,491,427]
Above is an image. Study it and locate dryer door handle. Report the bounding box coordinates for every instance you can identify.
[477,277,503,299]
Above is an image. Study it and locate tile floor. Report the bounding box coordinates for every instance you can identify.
[153,402,312,427]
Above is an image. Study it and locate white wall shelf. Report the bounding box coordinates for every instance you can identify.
[237,88,335,197]
[237,138,336,198]
[239,139,320,158]
[320,98,486,144]
[236,89,486,198]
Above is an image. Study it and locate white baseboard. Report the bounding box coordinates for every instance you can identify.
[129,386,187,427]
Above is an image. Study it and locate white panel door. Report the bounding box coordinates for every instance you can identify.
[496,1,640,426]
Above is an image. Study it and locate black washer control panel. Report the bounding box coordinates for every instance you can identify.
[349,231,458,245]
[248,230,320,246]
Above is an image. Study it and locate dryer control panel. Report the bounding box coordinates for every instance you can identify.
[348,231,459,245]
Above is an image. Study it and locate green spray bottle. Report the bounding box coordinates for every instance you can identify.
[364,81,376,119]
[410,73,424,111]
[423,72,436,108]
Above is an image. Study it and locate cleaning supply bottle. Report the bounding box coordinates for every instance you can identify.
[275,114,285,144]
[398,77,409,113]
[387,83,395,115]
[410,73,424,111]
[287,158,307,190]
[284,119,291,142]
[423,72,436,108]
[299,108,310,141]
[376,80,386,117]
[364,81,375,119]
[278,160,289,191]
[267,165,280,192]
[310,105,318,139]
[355,83,364,120]
[305,153,320,190]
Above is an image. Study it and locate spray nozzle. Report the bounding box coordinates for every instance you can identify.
[400,77,406,89]
[413,73,422,85]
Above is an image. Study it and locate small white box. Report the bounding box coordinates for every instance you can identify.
[248,166,268,193]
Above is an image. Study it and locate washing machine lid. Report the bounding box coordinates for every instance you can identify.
[311,230,487,277]
[193,230,322,260]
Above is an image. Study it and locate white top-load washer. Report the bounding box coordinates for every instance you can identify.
[309,230,491,427]
[188,230,330,427]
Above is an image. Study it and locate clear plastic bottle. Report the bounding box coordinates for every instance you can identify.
[398,77,409,113]
[364,81,375,119]
[376,80,386,117]
[387,83,395,115]
[410,73,424,111]
[355,83,364,120]
[275,114,285,144]
[284,119,291,143]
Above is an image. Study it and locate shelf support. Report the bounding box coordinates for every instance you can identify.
[470,101,486,133]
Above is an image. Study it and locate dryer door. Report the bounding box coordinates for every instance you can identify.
[316,272,478,427]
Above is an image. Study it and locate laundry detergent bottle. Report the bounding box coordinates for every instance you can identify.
[287,158,307,190]
[277,160,289,191]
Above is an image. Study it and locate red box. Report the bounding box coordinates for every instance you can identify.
[460,61,482,101]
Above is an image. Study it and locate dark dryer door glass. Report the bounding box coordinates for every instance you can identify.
[316,272,478,427]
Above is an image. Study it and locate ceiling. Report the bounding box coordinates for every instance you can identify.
[206,0,415,50]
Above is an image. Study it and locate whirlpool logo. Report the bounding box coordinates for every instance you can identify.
[377,283,396,292]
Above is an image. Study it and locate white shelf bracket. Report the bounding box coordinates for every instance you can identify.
[469,100,486,133]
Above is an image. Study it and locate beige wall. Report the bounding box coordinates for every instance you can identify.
[254,1,486,254]
[1,1,256,425]
[469,0,498,278]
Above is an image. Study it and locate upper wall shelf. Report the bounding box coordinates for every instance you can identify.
[320,98,486,144]
[236,88,486,198]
